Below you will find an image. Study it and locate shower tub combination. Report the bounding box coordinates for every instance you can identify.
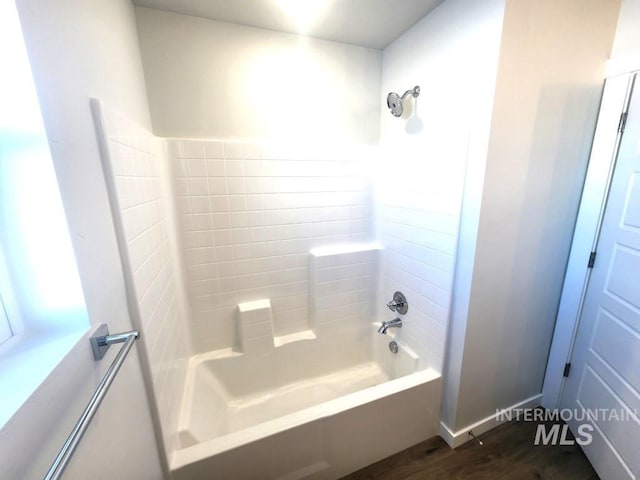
[170,331,441,480]
[93,101,443,479]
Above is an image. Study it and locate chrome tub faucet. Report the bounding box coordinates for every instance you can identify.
[378,317,402,334]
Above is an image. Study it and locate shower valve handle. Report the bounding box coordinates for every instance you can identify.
[387,300,403,311]
[386,291,408,315]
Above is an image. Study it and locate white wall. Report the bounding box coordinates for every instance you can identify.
[378,0,505,375]
[448,0,621,433]
[543,0,640,411]
[1,0,165,478]
[611,0,640,58]
[134,7,382,143]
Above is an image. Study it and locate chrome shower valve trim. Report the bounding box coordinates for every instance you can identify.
[386,291,408,315]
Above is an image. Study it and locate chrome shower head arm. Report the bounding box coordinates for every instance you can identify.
[400,86,420,101]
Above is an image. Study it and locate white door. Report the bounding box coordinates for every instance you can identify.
[561,76,640,480]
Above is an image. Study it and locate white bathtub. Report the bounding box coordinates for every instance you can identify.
[170,329,442,480]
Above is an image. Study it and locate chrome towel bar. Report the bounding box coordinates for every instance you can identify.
[43,325,139,480]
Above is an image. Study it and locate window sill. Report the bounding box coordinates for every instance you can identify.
[0,320,89,428]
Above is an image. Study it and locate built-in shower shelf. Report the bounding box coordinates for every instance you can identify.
[309,242,382,258]
[274,330,317,347]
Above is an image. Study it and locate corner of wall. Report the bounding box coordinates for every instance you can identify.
[449,0,621,434]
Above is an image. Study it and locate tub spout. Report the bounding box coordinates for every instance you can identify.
[378,317,402,334]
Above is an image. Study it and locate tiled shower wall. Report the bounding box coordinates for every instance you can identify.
[96,103,189,455]
[167,140,376,352]
[376,143,466,373]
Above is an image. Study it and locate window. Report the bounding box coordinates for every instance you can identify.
[0,245,21,348]
[0,299,11,346]
[0,0,90,427]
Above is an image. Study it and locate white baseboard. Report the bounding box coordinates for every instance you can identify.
[440,393,543,449]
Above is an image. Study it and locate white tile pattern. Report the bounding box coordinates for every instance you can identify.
[99,106,189,456]
[376,144,464,372]
[310,245,380,338]
[168,140,376,352]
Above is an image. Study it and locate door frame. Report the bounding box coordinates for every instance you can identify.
[542,71,637,409]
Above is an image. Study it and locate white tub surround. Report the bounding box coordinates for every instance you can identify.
[166,139,377,353]
[92,101,190,459]
[98,116,441,477]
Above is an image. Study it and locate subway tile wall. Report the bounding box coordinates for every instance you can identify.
[376,143,465,373]
[167,140,376,352]
[309,245,380,338]
[98,104,189,456]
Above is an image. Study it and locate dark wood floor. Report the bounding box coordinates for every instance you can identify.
[342,420,599,480]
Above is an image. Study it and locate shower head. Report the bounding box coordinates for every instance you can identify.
[387,86,420,117]
[387,92,403,117]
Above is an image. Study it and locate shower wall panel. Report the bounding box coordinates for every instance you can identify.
[375,143,464,373]
[378,0,506,374]
[167,139,376,352]
[96,104,190,456]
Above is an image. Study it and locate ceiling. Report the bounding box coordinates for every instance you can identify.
[131,0,444,49]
